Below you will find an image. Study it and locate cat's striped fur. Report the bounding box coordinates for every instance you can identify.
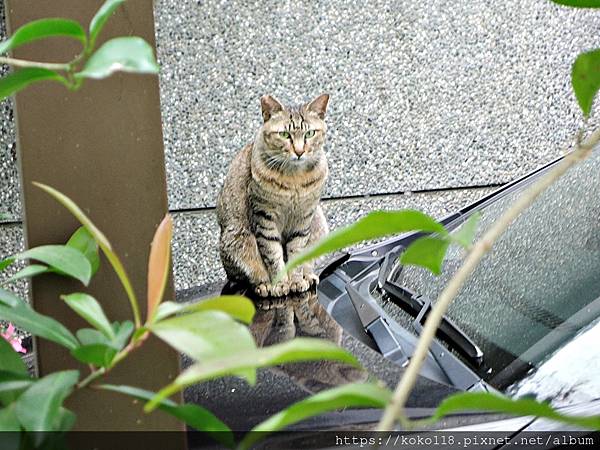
[217,94,330,297]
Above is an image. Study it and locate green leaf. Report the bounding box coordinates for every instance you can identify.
[132,326,149,342]
[67,227,100,277]
[77,37,159,80]
[3,264,49,284]
[112,320,134,350]
[0,258,14,272]
[240,383,392,450]
[71,344,116,367]
[146,338,360,412]
[155,296,255,324]
[61,293,114,340]
[88,0,126,50]
[0,18,86,55]
[0,302,79,350]
[0,371,33,405]
[428,392,600,431]
[151,310,256,361]
[0,337,29,405]
[14,370,79,432]
[0,338,27,375]
[99,384,234,448]
[282,210,447,278]
[400,236,450,275]
[151,310,257,382]
[76,328,110,347]
[550,0,600,7]
[77,324,131,353]
[0,372,32,393]
[572,48,600,117]
[0,405,20,432]
[17,245,91,286]
[0,68,69,101]
[153,302,180,322]
[34,183,141,328]
[451,212,481,249]
[0,288,21,308]
[0,372,31,393]
[54,407,76,432]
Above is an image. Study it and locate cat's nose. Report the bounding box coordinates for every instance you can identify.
[293,145,305,158]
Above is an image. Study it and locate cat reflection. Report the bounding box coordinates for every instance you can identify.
[249,290,368,393]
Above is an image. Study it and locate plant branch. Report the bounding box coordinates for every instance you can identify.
[77,367,106,389]
[0,56,70,71]
[376,128,600,432]
[76,333,148,390]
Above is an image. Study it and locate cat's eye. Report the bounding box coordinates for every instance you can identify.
[279,131,290,139]
[305,130,316,138]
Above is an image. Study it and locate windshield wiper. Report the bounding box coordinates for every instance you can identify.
[376,247,485,369]
[381,280,485,370]
[346,280,482,390]
[346,282,410,367]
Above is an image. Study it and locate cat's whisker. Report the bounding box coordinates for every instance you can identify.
[266,154,282,170]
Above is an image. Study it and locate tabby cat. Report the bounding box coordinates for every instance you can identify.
[217,94,330,297]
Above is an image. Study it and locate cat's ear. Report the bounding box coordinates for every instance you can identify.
[306,94,329,119]
[260,95,284,122]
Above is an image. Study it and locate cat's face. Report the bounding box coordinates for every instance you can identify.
[259,94,329,172]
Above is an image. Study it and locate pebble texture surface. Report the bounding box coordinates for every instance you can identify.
[0,3,18,221]
[154,0,599,210]
[0,225,27,299]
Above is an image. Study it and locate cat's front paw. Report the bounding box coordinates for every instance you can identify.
[254,277,290,298]
[254,283,270,297]
[289,270,319,293]
[269,278,290,297]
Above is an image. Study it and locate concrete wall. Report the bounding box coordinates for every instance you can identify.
[1,0,599,293]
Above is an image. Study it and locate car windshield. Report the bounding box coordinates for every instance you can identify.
[386,149,600,404]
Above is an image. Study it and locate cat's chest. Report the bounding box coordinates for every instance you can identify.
[250,179,320,225]
[276,188,319,217]
[251,175,322,205]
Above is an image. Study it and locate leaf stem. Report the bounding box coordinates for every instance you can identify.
[376,128,600,432]
[77,367,106,389]
[104,251,142,328]
[76,335,146,389]
[0,56,70,71]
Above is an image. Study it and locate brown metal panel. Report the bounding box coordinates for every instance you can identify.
[5,0,187,438]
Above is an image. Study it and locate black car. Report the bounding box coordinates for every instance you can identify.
[184,149,600,448]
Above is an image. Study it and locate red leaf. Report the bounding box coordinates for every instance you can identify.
[147,215,173,322]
